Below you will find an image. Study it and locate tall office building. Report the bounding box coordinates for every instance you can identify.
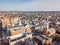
[0,20,3,40]
[0,20,2,31]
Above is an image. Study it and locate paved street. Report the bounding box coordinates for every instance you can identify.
[53,41,60,45]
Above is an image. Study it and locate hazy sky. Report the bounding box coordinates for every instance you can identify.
[0,0,60,11]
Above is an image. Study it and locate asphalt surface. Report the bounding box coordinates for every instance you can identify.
[53,40,60,45]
